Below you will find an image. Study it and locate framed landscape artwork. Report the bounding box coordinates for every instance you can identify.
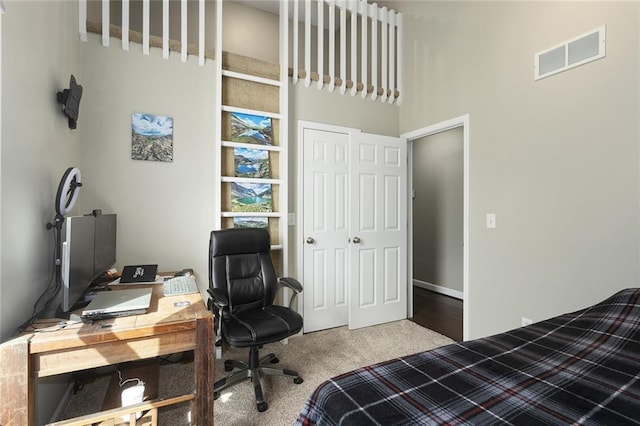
[233,217,268,228]
[230,112,273,145]
[231,182,273,212]
[131,113,174,162]
[234,147,270,178]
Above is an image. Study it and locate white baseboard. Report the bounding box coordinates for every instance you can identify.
[413,279,463,300]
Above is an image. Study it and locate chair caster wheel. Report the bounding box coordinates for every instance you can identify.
[294,377,304,384]
[270,356,279,364]
[224,360,234,372]
[257,402,269,412]
[214,391,220,400]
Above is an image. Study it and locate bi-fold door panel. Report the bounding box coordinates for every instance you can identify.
[303,129,349,332]
[349,132,407,330]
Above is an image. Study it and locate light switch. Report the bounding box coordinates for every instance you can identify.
[288,213,296,226]
[486,213,496,229]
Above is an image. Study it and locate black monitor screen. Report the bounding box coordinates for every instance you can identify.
[94,214,117,275]
[61,213,117,312]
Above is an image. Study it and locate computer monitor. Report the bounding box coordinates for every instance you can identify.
[94,214,117,274]
[61,213,117,312]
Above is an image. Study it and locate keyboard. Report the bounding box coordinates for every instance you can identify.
[163,276,199,296]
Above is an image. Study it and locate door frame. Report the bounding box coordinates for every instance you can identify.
[401,114,470,341]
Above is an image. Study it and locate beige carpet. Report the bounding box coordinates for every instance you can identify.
[60,320,453,425]
[214,320,454,425]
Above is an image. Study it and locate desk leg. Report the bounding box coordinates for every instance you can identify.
[0,335,33,425]
[193,315,214,425]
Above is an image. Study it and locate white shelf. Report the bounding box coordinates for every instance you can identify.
[222,105,282,120]
[221,176,281,185]
[222,70,281,87]
[222,140,282,152]
[221,212,284,218]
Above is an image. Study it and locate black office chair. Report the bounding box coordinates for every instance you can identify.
[208,228,304,412]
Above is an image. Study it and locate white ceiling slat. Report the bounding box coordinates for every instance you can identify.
[181,0,187,62]
[350,0,357,96]
[380,6,388,103]
[317,0,324,89]
[360,0,367,99]
[388,9,395,104]
[163,0,169,59]
[370,2,377,101]
[305,0,311,87]
[340,0,346,94]
[199,0,205,65]
[121,0,129,50]
[79,0,87,41]
[329,0,336,91]
[293,0,299,84]
[143,0,149,55]
[101,0,109,47]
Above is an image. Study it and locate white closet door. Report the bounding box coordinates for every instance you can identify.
[301,126,408,332]
[348,132,408,330]
[302,128,350,332]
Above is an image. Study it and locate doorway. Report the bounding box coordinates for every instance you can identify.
[402,115,469,340]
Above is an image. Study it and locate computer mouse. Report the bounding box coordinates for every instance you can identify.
[174,269,193,277]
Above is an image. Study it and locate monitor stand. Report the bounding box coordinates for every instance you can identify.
[37,289,89,321]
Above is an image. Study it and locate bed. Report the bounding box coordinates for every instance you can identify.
[296,288,640,425]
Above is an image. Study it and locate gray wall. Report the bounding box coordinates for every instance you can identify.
[384,0,640,338]
[287,81,400,270]
[78,33,217,290]
[1,1,83,423]
[0,1,398,421]
[412,128,463,294]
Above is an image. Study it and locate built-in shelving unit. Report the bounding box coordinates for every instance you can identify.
[214,0,289,276]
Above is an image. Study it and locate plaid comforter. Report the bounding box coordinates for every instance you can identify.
[296,288,640,425]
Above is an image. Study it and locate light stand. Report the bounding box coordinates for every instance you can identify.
[41,167,82,317]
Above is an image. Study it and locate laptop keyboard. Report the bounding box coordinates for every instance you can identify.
[163,276,199,296]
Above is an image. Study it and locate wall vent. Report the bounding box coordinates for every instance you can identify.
[535,25,606,80]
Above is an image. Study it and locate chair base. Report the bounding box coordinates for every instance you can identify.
[214,346,303,412]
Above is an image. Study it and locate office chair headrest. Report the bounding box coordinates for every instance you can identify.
[210,228,271,257]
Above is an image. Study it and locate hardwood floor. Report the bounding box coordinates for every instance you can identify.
[411,286,463,342]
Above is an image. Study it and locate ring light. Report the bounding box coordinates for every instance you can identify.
[55,167,82,217]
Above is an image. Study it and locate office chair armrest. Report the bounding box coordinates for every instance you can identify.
[278,277,303,293]
[207,288,229,308]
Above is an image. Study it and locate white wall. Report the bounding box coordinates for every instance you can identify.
[1,1,83,423]
[384,1,640,338]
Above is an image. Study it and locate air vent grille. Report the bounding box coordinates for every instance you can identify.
[535,26,606,80]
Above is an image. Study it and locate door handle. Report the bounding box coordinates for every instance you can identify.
[352,236,361,244]
[306,237,315,244]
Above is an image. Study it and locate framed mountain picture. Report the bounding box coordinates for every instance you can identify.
[233,217,268,228]
[230,112,273,145]
[234,147,270,178]
[231,182,273,212]
[131,113,174,162]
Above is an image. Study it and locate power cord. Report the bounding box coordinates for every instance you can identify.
[28,318,82,333]
[16,220,62,334]
[116,366,145,389]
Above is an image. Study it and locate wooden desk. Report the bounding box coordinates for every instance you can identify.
[0,284,214,425]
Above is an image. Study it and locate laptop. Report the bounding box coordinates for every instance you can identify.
[81,288,153,320]
[120,264,158,283]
